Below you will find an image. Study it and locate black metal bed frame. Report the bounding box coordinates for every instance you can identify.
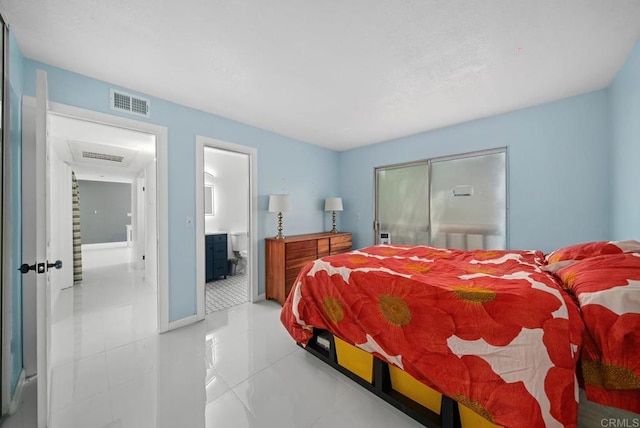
[301,329,463,428]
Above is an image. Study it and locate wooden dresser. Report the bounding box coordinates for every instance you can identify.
[265,232,352,305]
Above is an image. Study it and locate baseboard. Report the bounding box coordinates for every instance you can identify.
[167,314,199,331]
[82,241,128,250]
[255,293,266,302]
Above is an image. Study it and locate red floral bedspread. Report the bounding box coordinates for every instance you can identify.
[556,253,640,414]
[281,245,584,427]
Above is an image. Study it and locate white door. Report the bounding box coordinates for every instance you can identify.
[35,69,54,428]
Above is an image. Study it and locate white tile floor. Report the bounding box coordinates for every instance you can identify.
[1,262,423,428]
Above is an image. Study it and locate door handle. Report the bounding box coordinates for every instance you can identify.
[18,260,62,274]
[19,263,37,274]
[47,260,63,271]
[18,262,46,274]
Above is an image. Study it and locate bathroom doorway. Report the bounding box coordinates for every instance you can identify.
[195,137,258,318]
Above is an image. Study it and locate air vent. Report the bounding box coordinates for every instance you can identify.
[68,140,138,168]
[81,151,125,163]
[110,89,150,118]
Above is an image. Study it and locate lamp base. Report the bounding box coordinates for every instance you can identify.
[275,212,285,239]
[330,210,339,233]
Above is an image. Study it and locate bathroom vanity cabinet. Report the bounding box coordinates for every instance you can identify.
[206,233,228,281]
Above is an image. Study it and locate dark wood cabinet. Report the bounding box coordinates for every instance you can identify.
[265,232,352,305]
[206,233,228,281]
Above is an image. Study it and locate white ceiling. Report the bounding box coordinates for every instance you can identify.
[3,1,640,151]
[49,115,156,181]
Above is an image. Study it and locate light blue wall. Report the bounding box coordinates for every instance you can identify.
[22,60,340,322]
[18,43,634,322]
[339,90,611,253]
[8,28,24,397]
[610,41,640,240]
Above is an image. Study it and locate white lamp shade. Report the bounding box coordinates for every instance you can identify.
[324,197,343,212]
[268,194,291,212]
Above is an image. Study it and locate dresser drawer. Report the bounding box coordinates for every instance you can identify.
[330,235,352,254]
[284,280,296,301]
[285,240,317,261]
[317,238,330,257]
[285,271,301,291]
[330,235,352,246]
[288,256,316,271]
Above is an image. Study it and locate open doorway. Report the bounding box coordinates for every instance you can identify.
[195,136,258,319]
[43,115,160,373]
[17,85,169,425]
[202,147,249,313]
[32,100,170,335]
[47,114,157,296]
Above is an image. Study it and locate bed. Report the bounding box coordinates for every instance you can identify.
[280,241,640,427]
[545,242,640,416]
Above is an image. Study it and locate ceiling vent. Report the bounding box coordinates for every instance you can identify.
[110,89,150,118]
[81,151,125,163]
[69,140,138,168]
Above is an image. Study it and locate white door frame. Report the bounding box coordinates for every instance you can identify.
[195,136,259,319]
[19,96,37,381]
[33,69,51,428]
[22,96,170,334]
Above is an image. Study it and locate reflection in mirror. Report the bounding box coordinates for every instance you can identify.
[204,185,214,216]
